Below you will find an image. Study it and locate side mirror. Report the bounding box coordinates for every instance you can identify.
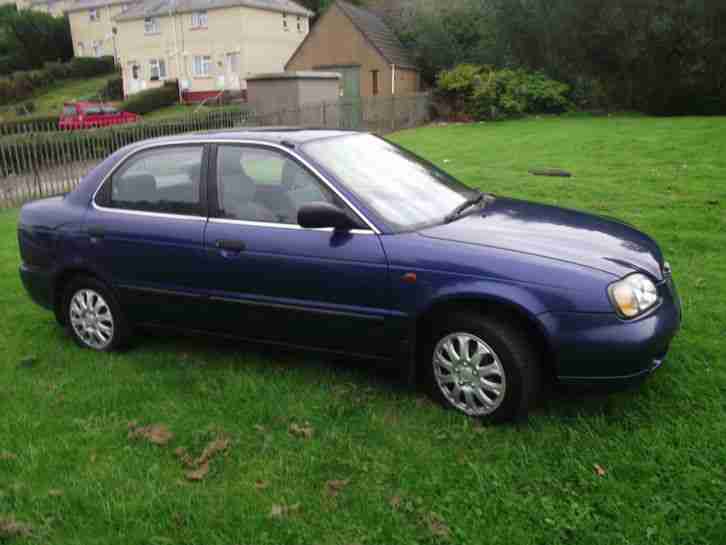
[298,202,358,230]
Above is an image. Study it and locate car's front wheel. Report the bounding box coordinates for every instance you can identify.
[63,277,128,351]
[423,312,541,422]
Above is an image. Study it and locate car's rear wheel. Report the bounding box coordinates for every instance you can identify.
[63,277,129,352]
[423,312,541,422]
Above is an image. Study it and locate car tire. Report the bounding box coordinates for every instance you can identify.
[62,276,129,352]
[423,312,541,423]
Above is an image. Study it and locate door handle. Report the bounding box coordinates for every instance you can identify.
[87,226,105,239]
[216,239,246,252]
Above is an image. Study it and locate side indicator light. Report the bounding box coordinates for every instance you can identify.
[402,272,417,284]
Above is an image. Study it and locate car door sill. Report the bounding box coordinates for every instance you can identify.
[136,322,396,362]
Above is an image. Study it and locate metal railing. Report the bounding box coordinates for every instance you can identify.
[0,93,431,208]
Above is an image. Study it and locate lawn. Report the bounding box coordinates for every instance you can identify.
[142,103,250,121]
[1,116,726,544]
[0,74,118,122]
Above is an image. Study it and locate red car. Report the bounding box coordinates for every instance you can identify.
[59,102,140,130]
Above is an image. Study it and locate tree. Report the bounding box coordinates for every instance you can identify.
[0,6,73,75]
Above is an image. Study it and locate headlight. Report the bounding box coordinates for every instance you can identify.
[608,273,659,318]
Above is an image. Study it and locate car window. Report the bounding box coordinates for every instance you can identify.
[104,146,204,216]
[84,106,102,115]
[62,105,76,116]
[216,145,339,225]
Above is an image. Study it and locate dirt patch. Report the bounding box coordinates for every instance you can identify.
[175,435,230,482]
[269,503,301,519]
[289,422,314,439]
[127,421,174,446]
[0,516,32,539]
[325,479,350,497]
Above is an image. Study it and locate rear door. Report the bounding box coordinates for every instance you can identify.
[202,143,396,358]
[86,144,210,329]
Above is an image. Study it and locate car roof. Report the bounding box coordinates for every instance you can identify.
[123,127,362,149]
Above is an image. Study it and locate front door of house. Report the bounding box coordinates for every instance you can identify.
[127,62,142,94]
[225,53,241,90]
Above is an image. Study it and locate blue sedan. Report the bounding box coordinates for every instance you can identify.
[17,129,682,421]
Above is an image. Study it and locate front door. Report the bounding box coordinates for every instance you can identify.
[225,52,241,90]
[127,62,142,94]
[86,144,210,329]
[202,143,394,358]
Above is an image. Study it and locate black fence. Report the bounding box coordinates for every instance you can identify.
[0,93,431,208]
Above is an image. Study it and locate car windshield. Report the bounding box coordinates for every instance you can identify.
[301,134,475,231]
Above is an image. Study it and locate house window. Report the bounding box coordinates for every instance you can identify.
[77,42,84,55]
[297,16,304,32]
[144,17,160,34]
[372,70,379,96]
[282,13,288,31]
[92,40,102,57]
[89,8,99,21]
[149,59,167,80]
[192,55,211,77]
[191,10,207,28]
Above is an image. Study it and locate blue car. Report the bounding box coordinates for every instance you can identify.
[18,129,682,421]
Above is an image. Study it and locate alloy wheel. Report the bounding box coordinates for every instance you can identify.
[69,289,115,350]
[432,332,507,416]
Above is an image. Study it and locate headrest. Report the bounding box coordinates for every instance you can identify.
[116,174,157,202]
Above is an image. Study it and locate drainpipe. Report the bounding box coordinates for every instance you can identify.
[391,64,396,95]
[170,0,183,103]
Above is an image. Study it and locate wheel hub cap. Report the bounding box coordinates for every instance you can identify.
[69,289,114,350]
[432,332,507,416]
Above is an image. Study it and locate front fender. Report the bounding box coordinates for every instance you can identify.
[417,279,551,320]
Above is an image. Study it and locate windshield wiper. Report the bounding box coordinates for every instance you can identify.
[445,191,492,223]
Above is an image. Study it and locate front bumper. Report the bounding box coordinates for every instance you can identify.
[19,264,55,311]
[540,275,682,384]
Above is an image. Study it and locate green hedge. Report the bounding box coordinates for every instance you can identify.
[121,81,179,115]
[102,76,124,101]
[0,115,59,135]
[0,106,253,175]
[0,57,116,105]
[437,65,572,120]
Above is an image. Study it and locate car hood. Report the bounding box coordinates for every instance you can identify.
[420,197,665,280]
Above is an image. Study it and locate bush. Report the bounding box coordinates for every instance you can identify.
[122,82,178,115]
[436,65,571,121]
[0,78,16,103]
[102,76,123,101]
[0,114,58,135]
[43,61,71,80]
[68,56,115,78]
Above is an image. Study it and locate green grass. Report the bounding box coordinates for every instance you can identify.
[142,104,245,121]
[0,74,118,122]
[141,104,204,120]
[2,116,726,544]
